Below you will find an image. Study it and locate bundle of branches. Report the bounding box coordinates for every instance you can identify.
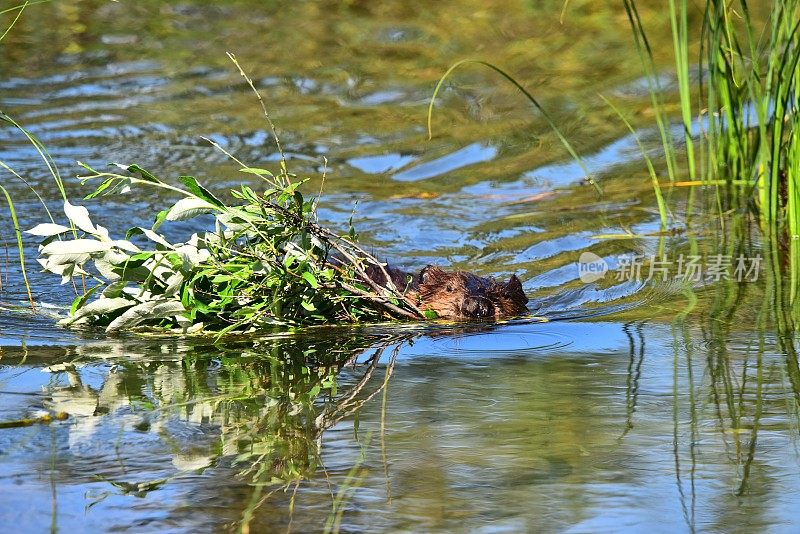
[30,162,424,335]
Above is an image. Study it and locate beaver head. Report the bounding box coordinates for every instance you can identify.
[416,265,528,320]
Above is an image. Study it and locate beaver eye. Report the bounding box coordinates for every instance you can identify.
[445,284,454,292]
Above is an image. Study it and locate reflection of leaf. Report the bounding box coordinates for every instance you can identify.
[85,490,113,511]
[94,475,169,497]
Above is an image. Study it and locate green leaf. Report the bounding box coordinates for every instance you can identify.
[301,300,316,311]
[423,309,439,320]
[125,164,160,183]
[101,281,128,298]
[233,185,258,203]
[125,226,144,240]
[178,176,224,208]
[70,285,102,315]
[83,177,118,200]
[152,208,169,231]
[239,167,274,177]
[301,271,319,288]
[126,252,155,264]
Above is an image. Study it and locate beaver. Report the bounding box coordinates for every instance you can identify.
[363,263,529,320]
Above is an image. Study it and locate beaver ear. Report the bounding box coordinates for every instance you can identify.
[419,265,443,284]
[503,274,526,297]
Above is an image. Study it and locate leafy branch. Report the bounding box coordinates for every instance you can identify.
[30,163,423,335]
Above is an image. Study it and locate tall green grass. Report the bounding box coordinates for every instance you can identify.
[0,114,74,310]
[0,1,29,43]
[623,0,800,229]
[1,1,66,309]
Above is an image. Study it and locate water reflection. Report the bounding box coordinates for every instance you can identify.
[0,330,408,529]
[393,142,498,182]
[0,312,798,531]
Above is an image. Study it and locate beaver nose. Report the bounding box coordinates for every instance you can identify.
[462,296,495,318]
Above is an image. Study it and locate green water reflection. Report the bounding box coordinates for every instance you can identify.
[2,305,800,531]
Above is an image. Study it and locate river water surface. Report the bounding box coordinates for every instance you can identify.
[1,1,799,532]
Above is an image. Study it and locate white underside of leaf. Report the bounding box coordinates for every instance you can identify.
[25,223,72,237]
[41,238,113,255]
[166,197,216,221]
[59,297,134,326]
[106,299,186,332]
[64,201,99,236]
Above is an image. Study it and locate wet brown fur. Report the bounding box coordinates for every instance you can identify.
[363,263,529,320]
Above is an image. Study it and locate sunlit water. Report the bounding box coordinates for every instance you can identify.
[1,1,798,532]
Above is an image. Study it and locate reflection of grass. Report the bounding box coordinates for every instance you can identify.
[323,430,372,534]
[619,1,799,501]
[428,59,600,194]
[0,1,31,43]
[660,217,800,515]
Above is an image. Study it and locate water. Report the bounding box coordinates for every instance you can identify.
[1,1,799,532]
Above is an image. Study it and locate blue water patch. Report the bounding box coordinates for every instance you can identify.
[393,143,497,182]
[523,133,642,187]
[348,153,416,174]
[357,90,407,106]
[516,231,600,263]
